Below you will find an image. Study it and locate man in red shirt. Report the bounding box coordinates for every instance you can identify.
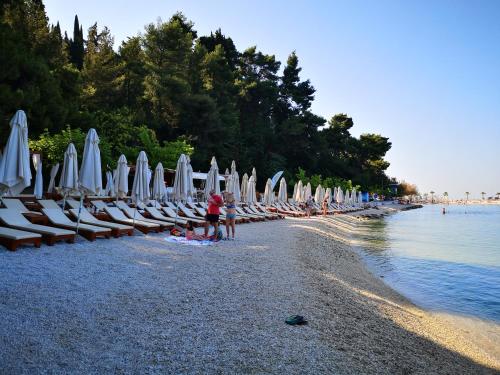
[204,189,223,239]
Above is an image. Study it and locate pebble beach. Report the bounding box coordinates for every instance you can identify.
[0,209,498,374]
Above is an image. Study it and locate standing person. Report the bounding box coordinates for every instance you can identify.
[322,197,329,216]
[223,191,237,240]
[306,196,314,218]
[204,189,223,240]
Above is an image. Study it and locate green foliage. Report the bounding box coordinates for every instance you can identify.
[1,2,395,192]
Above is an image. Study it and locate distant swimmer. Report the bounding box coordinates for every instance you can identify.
[442,207,446,214]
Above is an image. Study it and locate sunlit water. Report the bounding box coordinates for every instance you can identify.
[359,204,500,322]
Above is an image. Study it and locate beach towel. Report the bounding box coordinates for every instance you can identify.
[165,237,213,246]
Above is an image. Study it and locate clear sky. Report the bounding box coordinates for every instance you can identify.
[44,0,500,199]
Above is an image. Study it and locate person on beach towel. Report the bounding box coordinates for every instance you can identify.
[186,221,205,240]
[204,189,223,240]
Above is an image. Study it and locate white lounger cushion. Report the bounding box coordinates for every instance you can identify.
[42,209,111,234]
[0,209,74,236]
[145,207,187,224]
[115,202,173,227]
[104,207,159,228]
[0,227,41,240]
[38,199,62,209]
[68,209,133,231]
[2,199,42,215]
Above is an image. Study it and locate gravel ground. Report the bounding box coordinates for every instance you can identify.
[0,214,498,374]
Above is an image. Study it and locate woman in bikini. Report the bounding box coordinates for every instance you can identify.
[224,191,237,240]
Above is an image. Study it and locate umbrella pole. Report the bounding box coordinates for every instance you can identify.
[76,195,84,235]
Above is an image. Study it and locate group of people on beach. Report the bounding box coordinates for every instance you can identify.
[185,189,237,242]
[302,196,330,218]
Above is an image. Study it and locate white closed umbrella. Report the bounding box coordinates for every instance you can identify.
[47,163,59,193]
[305,182,312,201]
[336,187,343,204]
[278,177,287,202]
[131,151,150,204]
[314,184,322,203]
[204,156,220,199]
[295,180,303,202]
[345,189,351,205]
[32,153,43,199]
[153,162,166,202]
[0,110,32,196]
[263,178,273,205]
[240,173,248,203]
[227,160,241,203]
[59,143,79,195]
[292,182,297,203]
[79,129,102,195]
[186,155,195,201]
[114,154,129,199]
[246,175,257,204]
[326,188,332,205]
[105,171,115,197]
[173,154,188,202]
[251,167,257,184]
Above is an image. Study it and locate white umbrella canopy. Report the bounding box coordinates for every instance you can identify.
[305,182,312,201]
[59,143,79,195]
[131,151,150,204]
[278,177,287,202]
[314,184,322,203]
[0,110,32,196]
[47,163,59,193]
[204,156,220,199]
[263,178,273,205]
[153,162,166,202]
[172,154,188,202]
[79,128,102,195]
[345,189,351,205]
[246,175,257,204]
[358,191,363,205]
[186,155,195,199]
[295,180,304,202]
[114,154,129,199]
[240,173,248,203]
[326,188,332,205]
[104,171,115,197]
[32,153,43,199]
[336,187,344,204]
[227,160,241,202]
[251,167,257,183]
[292,182,297,203]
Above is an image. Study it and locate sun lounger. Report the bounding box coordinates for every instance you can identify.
[144,207,189,226]
[115,201,173,230]
[0,209,75,245]
[247,205,276,219]
[66,199,81,209]
[104,207,160,234]
[1,198,43,215]
[42,208,111,241]
[91,200,108,211]
[0,227,42,251]
[234,206,264,221]
[272,203,300,217]
[161,205,205,224]
[255,203,283,219]
[166,202,207,222]
[68,208,133,237]
[38,199,62,209]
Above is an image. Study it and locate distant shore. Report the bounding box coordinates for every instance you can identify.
[0,207,498,373]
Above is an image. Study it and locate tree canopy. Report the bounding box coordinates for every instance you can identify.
[1,1,394,193]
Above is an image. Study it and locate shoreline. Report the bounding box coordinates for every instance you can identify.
[306,210,500,372]
[0,210,498,373]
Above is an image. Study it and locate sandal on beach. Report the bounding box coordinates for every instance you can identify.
[285,315,308,325]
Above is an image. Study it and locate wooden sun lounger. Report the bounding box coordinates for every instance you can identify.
[144,207,189,227]
[247,205,276,219]
[91,200,108,211]
[255,203,283,219]
[234,206,264,221]
[115,201,174,231]
[161,205,205,224]
[166,202,207,222]
[104,207,161,234]
[273,203,300,217]
[0,209,75,246]
[38,199,62,209]
[0,227,42,251]
[68,208,133,237]
[42,209,111,241]
[1,198,43,215]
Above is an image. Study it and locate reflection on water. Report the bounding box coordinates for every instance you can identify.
[358,204,500,322]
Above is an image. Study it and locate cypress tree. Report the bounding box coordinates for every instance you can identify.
[69,15,84,69]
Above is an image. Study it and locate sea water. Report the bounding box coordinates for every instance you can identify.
[360,204,500,322]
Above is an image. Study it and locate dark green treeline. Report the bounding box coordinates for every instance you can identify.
[0,0,393,192]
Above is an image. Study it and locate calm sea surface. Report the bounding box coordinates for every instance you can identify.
[359,204,500,322]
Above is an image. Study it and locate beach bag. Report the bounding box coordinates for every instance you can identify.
[170,228,182,237]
